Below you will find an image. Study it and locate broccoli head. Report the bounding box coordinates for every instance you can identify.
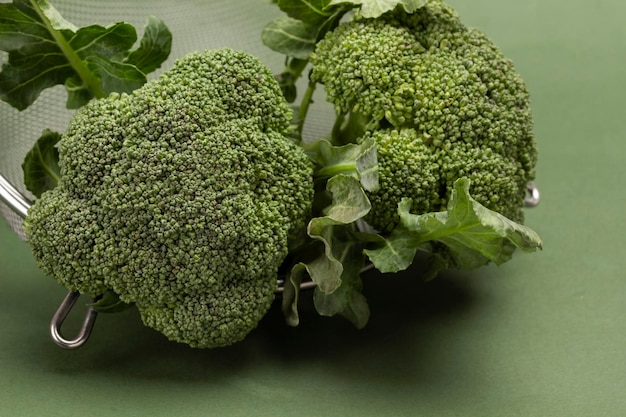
[25,48,314,348]
[311,1,536,233]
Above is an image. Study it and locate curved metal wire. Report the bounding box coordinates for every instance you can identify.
[50,291,98,349]
[0,175,31,219]
[525,183,541,207]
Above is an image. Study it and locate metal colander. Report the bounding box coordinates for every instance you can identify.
[0,0,336,238]
[0,0,340,348]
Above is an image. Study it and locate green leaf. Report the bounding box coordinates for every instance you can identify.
[64,76,94,109]
[407,179,543,267]
[85,55,146,95]
[329,288,370,328]
[311,137,379,192]
[305,175,371,293]
[284,226,371,328]
[262,16,318,60]
[277,0,334,25]
[360,227,421,273]
[0,0,171,110]
[364,178,543,274]
[326,0,427,18]
[313,231,370,328]
[282,262,307,326]
[124,16,172,75]
[87,290,133,314]
[21,129,61,198]
[31,0,77,31]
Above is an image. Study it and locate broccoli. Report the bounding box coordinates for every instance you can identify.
[310,0,537,233]
[24,48,314,348]
[11,0,541,347]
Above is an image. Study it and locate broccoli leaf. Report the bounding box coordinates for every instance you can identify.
[282,262,307,326]
[307,174,371,293]
[311,137,379,192]
[276,0,335,25]
[281,139,376,325]
[359,225,421,273]
[0,0,171,110]
[326,0,427,18]
[364,178,543,274]
[124,16,173,75]
[313,228,370,328]
[283,221,370,328]
[262,16,318,59]
[264,1,349,60]
[21,129,61,198]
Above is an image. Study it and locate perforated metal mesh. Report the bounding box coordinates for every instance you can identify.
[0,0,335,239]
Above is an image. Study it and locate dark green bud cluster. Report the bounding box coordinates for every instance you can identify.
[26,49,314,348]
[312,1,536,232]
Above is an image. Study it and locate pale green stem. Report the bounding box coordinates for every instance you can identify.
[32,0,106,98]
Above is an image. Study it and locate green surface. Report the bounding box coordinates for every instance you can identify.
[1,0,625,415]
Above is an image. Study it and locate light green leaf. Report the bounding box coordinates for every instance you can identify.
[284,225,371,328]
[313,232,370,328]
[361,226,421,273]
[406,179,543,268]
[124,16,172,75]
[32,0,78,31]
[312,137,379,191]
[354,138,379,192]
[326,0,427,18]
[364,178,543,274]
[306,175,371,293]
[262,16,318,60]
[277,0,334,25]
[21,129,61,198]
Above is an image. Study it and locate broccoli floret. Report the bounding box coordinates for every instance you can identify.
[25,48,314,348]
[311,1,536,232]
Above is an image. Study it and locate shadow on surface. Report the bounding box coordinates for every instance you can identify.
[23,261,485,386]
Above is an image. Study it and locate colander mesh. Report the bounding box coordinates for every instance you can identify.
[0,0,335,239]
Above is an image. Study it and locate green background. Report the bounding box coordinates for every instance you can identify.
[1,0,625,415]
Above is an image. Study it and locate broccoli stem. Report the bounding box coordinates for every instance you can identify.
[330,111,369,146]
[315,162,357,179]
[294,79,317,140]
[32,1,106,99]
[276,57,309,104]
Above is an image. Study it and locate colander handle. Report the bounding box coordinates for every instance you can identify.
[525,183,541,207]
[50,291,99,349]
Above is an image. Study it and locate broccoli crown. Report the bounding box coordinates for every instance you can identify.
[311,1,536,232]
[25,48,314,348]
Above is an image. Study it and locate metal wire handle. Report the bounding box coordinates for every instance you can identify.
[524,183,540,208]
[50,291,98,349]
[1,173,541,348]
